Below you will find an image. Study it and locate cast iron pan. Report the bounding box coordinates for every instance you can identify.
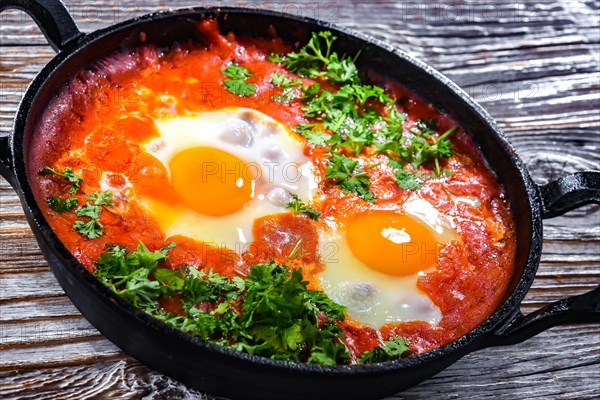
[0,1,599,399]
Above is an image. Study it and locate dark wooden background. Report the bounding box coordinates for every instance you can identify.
[1,0,599,399]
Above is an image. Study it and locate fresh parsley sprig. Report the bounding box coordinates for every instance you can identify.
[270,72,303,103]
[46,196,79,213]
[325,153,375,203]
[95,242,175,310]
[39,166,83,194]
[286,193,321,220]
[268,31,459,195]
[95,242,411,365]
[73,190,113,239]
[294,123,329,145]
[381,123,457,189]
[357,336,411,364]
[222,62,256,97]
[272,31,361,85]
[94,243,358,364]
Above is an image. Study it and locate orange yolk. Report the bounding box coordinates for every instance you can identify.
[168,146,255,216]
[346,210,438,277]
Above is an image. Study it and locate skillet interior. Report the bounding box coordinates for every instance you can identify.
[13,8,541,400]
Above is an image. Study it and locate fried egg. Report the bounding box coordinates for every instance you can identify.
[317,196,459,328]
[141,107,317,252]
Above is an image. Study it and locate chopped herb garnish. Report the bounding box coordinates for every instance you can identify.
[73,219,104,240]
[95,242,173,310]
[93,244,381,365]
[393,167,424,191]
[222,62,256,96]
[287,238,306,260]
[75,202,102,219]
[325,153,375,203]
[222,62,253,80]
[270,72,303,103]
[267,53,285,63]
[88,190,113,206]
[46,196,78,213]
[224,80,256,97]
[267,31,458,195]
[306,290,346,320]
[286,193,321,220]
[294,123,329,145]
[307,332,351,365]
[73,190,112,239]
[39,168,112,237]
[413,118,438,137]
[327,118,374,157]
[357,336,411,364]
[39,166,83,194]
[278,31,360,85]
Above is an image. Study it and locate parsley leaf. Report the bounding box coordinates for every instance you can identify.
[328,119,374,156]
[325,154,375,203]
[307,338,351,365]
[380,122,458,189]
[306,290,346,320]
[94,242,407,366]
[267,53,285,63]
[157,308,219,339]
[73,190,112,239]
[154,268,186,294]
[413,119,437,137]
[88,190,113,206]
[222,62,252,80]
[406,125,457,174]
[222,62,256,97]
[279,31,360,85]
[224,80,256,97]
[95,242,173,282]
[325,54,359,85]
[270,72,302,88]
[39,166,83,194]
[73,219,103,239]
[393,167,424,190]
[119,268,161,310]
[294,123,329,145]
[75,202,101,219]
[357,336,410,364]
[46,196,78,212]
[286,193,321,220]
[270,72,303,103]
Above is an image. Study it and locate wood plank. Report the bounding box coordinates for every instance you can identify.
[0,338,123,370]
[0,271,65,301]
[0,0,598,398]
[0,317,100,347]
[0,296,82,321]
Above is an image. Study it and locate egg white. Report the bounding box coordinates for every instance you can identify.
[140,107,317,251]
[317,195,460,328]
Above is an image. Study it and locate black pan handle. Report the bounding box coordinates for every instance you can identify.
[0,135,16,188]
[0,0,83,52]
[539,171,600,218]
[486,171,600,347]
[0,0,83,187]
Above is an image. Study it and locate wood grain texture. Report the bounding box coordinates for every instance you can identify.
[1,0,599,399]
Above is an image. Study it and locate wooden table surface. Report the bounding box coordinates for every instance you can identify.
[1,0,599,399]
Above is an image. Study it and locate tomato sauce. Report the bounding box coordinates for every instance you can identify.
[29,19,516,357]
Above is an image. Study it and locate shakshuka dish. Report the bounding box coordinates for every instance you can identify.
[29,19,516,364]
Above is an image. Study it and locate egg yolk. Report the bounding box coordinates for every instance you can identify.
[169,146,255,216]
[346,210,438,277]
